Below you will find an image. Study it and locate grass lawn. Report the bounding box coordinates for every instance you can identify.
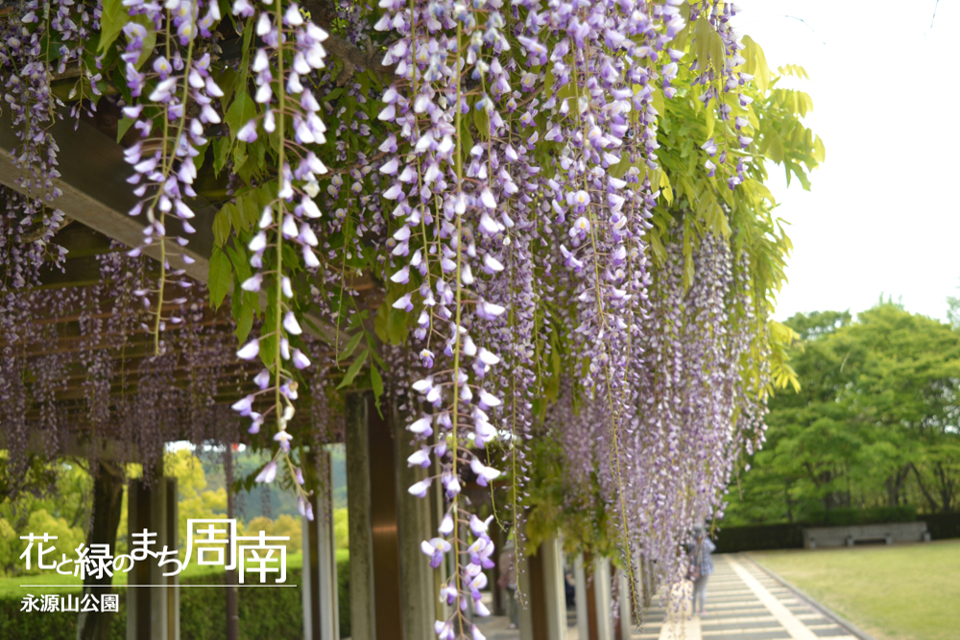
[751,540,960,640]
[0,551,305,598]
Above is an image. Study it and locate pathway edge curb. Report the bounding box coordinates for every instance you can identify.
[739,553,877,640]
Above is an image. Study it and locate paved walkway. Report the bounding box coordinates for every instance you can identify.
[474,554,863,640]
[640,555,861,640]
[472,596,579,640]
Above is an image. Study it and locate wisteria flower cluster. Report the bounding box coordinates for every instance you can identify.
[370,0,735,627]
[227,0,330,517]
[119,0,223,353]
[372,0,535,629]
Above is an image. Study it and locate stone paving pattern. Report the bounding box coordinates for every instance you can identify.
[475,554,864,640]
[641,555,861,640]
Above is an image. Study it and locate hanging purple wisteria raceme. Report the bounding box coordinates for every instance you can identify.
[552,233,769,587]
[106,0,331,512]
[0,239,244,482]
[369,0,764,630]
[225,0,332,516]
[0,0,822,634]
[118,0,225,356]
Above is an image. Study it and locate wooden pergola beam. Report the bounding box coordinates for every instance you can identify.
[0,109,216,282]
[0,109,351,346]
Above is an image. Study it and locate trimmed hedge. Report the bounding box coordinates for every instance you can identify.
[179,569,304,639]
[714,510,960,554]
[810,506,917,527]
[0,594,126,640]
[713,523,804,554]
[0,555,351,640]
[925,512,960,541]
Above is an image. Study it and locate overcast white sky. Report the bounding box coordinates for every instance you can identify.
[730,1,960,322]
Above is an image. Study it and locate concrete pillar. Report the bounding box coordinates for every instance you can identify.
[617,568,632,640]
[592,557,613,640]
[639,557,652,608]
[518,549,535,640]
[345,393,376,640]
[541,537,567,640]
[575,555,590,640]
[519,537,567,640]
[302,449,339,640]
[126,475,179,640]
[575,554,613,640]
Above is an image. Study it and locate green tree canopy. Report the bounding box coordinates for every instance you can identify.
[726,301,960,523]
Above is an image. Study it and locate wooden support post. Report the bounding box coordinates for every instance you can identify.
[77,461,124,640]
[431,456,451,625]
[224,447,239,640]
[394,405,434,640]
[367,394,403,640]
[302,448,339,640]
[345,391,432,640]
[345,393,376,640]
[126,474,179,640]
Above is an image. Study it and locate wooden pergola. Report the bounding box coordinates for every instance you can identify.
[0,102,641,640]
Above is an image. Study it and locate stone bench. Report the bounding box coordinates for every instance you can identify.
[802,521,930,549]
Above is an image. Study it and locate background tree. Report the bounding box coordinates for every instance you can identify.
[0,458,90,576]
[726,302,960,523]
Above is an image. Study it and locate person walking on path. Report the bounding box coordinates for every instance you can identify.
[498,540,520,629]
[688,526,716,617]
